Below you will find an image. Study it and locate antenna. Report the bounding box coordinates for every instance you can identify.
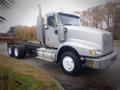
[38,4,42,17]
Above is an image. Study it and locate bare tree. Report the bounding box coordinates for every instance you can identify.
[0,0,14,10]
[0,16,6,23]
[0,0,14,23]
[103,2,114,31]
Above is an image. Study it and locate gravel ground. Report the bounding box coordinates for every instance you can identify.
[0,43,120,90]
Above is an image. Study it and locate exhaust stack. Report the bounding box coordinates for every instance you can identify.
[37,4,44,45]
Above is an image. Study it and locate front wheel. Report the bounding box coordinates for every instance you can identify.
[60,51,82,75]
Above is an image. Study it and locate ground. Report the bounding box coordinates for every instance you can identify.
[0,55,60,90]
[0,43,120,90]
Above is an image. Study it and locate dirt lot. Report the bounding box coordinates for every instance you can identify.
[0,43,120,90]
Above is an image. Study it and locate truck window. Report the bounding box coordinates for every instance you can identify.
[58,13,81,26]
[47,15,57,27]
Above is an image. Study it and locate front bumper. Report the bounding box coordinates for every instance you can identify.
[85,51,117,69]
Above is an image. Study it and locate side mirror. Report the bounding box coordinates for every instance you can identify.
[58,25,67,42]
[44,25,48,29]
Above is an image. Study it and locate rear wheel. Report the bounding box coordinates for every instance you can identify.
[8,45,14,57]
[14,45,26,59]
[60,51,82,75]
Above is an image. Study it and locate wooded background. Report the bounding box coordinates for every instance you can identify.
[7,1,120,41]
[80,1,120,39]
[8,26,37,41]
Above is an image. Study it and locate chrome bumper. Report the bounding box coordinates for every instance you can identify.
[85,51,117,69]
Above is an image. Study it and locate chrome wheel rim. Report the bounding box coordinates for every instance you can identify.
[14,48,18,57]
[63,56,75,72]
[8,47,12,55]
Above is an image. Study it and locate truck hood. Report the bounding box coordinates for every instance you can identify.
[64,26,113,55]
[65,26,109,34]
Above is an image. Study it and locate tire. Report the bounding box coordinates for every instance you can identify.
[60,51,82,75]
[8,45,14,57]
[14,45,26,59]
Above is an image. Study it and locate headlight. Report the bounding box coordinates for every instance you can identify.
[89,49,96,55]
[89,49,102,55]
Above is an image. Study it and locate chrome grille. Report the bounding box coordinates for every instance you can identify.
[103,33,113,54]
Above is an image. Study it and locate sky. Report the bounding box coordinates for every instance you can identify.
[0,0,113,33]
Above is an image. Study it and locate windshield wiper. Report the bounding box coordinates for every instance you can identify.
[64,24,80,26]
[64,24,73,25]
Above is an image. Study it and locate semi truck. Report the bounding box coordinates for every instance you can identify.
[7,6,117,75]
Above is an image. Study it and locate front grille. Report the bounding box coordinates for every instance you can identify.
[103,33,113,54]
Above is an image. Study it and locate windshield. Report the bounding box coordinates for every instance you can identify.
[58,13,81,26]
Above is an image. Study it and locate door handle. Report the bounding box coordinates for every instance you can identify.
[55,30,58,34]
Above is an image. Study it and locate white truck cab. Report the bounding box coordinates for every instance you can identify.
[36,10,117,75]
[7,9,117,75]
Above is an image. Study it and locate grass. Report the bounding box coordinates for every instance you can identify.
[113,40,120,47]
[0,55,59,90]
[0,69,41,90]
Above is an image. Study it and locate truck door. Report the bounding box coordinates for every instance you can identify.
[45,14,58,48]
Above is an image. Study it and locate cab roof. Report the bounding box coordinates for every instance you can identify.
[47,10,80,17]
